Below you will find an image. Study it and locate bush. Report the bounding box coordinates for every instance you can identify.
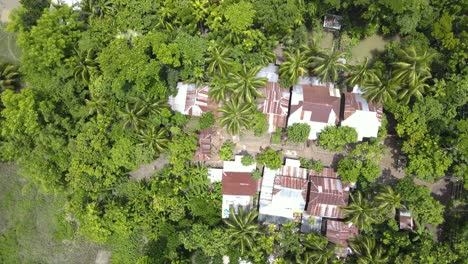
[219,141,235,161]
[300,158,324,174]
[251,111,269,137]
[287,123,311,143]
[199,112,215,130]
[318,126,357,151]
[257,148,282,169]
[251,170,262,180]
[271,128,282,144]
[241,155,255,166]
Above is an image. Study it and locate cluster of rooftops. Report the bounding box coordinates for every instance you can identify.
[168,64,383,142]
[167,64,412,258]
[209,155,415,258]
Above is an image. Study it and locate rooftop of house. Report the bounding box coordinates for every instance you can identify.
[222,155,258,196]
[326,220,359,257]
[399,210,414,230]
[168,82,217,116]
[307,168,350,219]
[323,14,343,30]
[259,159,309,224]
[194,128,214,161]
[290,81,341,124]
[342,92,383,140]
[208,168,223,183]
[256,65,290,132]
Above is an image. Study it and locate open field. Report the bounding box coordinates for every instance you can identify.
[0,163,104,263]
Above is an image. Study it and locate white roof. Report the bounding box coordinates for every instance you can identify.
[207,168,223,183]
[222,195,253,218]
[223,155,256,173]
[342,93,381,141]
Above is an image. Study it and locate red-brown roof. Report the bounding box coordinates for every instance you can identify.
[222,172,259,196]
[194,128,214,161]
[307,171,350,218]
[185,86,217,116]
[257,82,290,129]
[326,220,358,253]
[271,176,309,201]
[291,84,341,124]
[309,167,338,178]
[344,92,383,121]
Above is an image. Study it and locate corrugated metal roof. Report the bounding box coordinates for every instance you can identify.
[222,172,258,196]
[194,129,214,161]
[326,220,358,257]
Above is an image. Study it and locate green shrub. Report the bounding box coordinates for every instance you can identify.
[318,126,357,151]
[241,155,255,166]
[287,123,311,143]
[271,128,282,144]
[251,170,262,180]
[199,112,215,130]
[219,141,235,161]
[257,148,282,169]
[251,111,269,137]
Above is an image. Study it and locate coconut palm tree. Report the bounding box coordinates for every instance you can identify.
[0,64,20,92]
[345,57,378,88]
[218,100,253,135]
[302,234,336,264]
[85,96,107,116]
[156,4,175,31]
[137,126,169,154]
[375,186,405,218]
[349,236,389,264]
[119,102,145,130]
[137,94,168,116]
[310,47,348,84]
[223,207,260,256]
[342,192,377,230]
[279,48,309,85]
[81,0,114,19]
[397,75,430,105]
[360,71,399,105]
[73,48,100,86]
[391,46,435,86]
[206,46,234,76]
[228,65,267,103]
[208,76,231,103]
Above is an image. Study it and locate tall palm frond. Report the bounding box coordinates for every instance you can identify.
[223,207,260,255]
[279,48,309,85]
[228,65,267,103]
[218,100,253,135]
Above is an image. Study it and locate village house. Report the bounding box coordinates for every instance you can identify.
[306,167,351,219]
[287,78,341,140]
[256,64,291,133]
[220,156,258,218]
[325,220,359,257]
[168,82,217,117]
[258,158,309,224]
[342,90,383,141]
[399,209,414,230]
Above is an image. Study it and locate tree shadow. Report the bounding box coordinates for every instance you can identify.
[331,153,345,170]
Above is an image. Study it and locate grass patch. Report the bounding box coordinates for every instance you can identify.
[0,163,104,263]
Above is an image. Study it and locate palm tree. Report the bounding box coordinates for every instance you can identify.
[349,236,389,264]
[302,234,336,264]
[137,126,169,154]
[119,103,145,130]
[81,0,114,19]
[206,46,234,76]
[85,96,107,116]
[345,57,377,88]
[391,46,435,86]
[342,192,377,230]
[223,207,260,255]
[156,5,175,31]
[279,49,309,85]
[0,64,20,92]
[73,48,99,86]
[228,65,267,103]
[360,71,399,105]
[218,100,253,135]
[310,47,348,83]
[137,94,168,116]
[397,75,430,105]
[375,186,405,218]
[208,76,231,103]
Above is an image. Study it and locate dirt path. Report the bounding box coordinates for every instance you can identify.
[95,250,111,264]
[0,0,21,23]
[129,156,169,181]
